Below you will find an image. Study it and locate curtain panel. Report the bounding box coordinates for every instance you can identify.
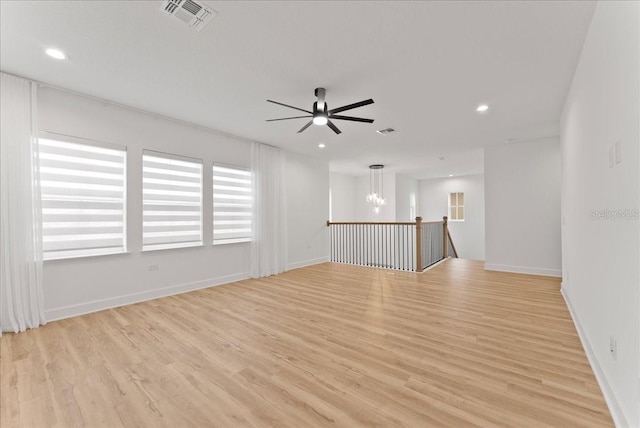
[0,73,46,334]
[250,142,286,278]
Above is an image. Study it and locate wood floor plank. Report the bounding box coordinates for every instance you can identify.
[0,259,613,427]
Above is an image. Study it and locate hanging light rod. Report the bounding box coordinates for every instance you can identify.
[366,164,386,214]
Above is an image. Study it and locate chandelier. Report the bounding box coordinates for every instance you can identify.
[366,164,386,214]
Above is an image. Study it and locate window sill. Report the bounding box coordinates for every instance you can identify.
[44,250,130,263]
[213,238,251,246]
[142,242,204,252]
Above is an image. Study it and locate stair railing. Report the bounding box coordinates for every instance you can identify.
[327,216,457,272]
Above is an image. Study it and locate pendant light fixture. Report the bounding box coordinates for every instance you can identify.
[366,164,386,214]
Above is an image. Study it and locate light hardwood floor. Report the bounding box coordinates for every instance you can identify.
[1,259,612,427]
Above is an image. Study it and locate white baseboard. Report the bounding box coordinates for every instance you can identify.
[44,272,250,322]
[422,258,449,272]
[561,286,629,428]
[484,263,562,277]
[286,256,329,271]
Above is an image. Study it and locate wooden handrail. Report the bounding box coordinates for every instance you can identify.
[448,229,459,258]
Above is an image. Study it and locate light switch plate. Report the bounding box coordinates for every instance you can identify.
[609,146,614,168]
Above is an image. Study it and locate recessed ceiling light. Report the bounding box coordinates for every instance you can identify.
[45,48,66,60]
[438,156,448,161]
[476,104,489,112]
[448,174,454,177]
[318,143,326,148]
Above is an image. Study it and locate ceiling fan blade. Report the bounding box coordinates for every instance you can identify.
[266,115,312,122]
[297,120,313,133]
[329,114,374,123]
[327,120,342,135]
[328,99,374,114]
[267,99,313,114]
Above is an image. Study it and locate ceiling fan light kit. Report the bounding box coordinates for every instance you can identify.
[266,88,374,135]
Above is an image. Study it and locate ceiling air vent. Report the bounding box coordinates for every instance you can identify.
[376,128,396,135]
[162,0,216,32]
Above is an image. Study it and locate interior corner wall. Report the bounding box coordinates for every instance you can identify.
[418,174,485,261]
[560,1,639,426]
[484,137,562,276]
[284,151,330,270]
[395,174,418,222]
[329,172,357,221]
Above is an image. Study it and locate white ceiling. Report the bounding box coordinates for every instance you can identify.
[0,1,595,179]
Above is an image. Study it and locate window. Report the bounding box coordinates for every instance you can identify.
[142,151,202,250]
[449,192,464,221]
[213,164,252,244]
[39,136,126,260]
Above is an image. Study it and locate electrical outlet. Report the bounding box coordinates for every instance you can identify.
[609,336,617,360]
[148,264,159,271]
[608,146,614,168]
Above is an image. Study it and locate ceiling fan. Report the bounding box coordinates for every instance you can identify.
[266,88,374,134]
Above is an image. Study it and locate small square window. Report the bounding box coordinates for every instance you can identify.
[449,192,464,221]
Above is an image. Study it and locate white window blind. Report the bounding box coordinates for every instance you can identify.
[213,164,252,244]
[39,137,127,260]
[143,151,202,250]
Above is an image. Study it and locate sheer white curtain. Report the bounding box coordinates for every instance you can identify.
[250,142,286,278]
[0,73,45,334]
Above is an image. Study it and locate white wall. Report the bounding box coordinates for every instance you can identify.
[38,86,329,321]
[560,1,639,426]
[285,152,330,270]
[418,174,485,261]
[395,174,418,222]
[331,172,418,222]
[484,137,562,276]
[355,172,396,221]
[329,172,357,221]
